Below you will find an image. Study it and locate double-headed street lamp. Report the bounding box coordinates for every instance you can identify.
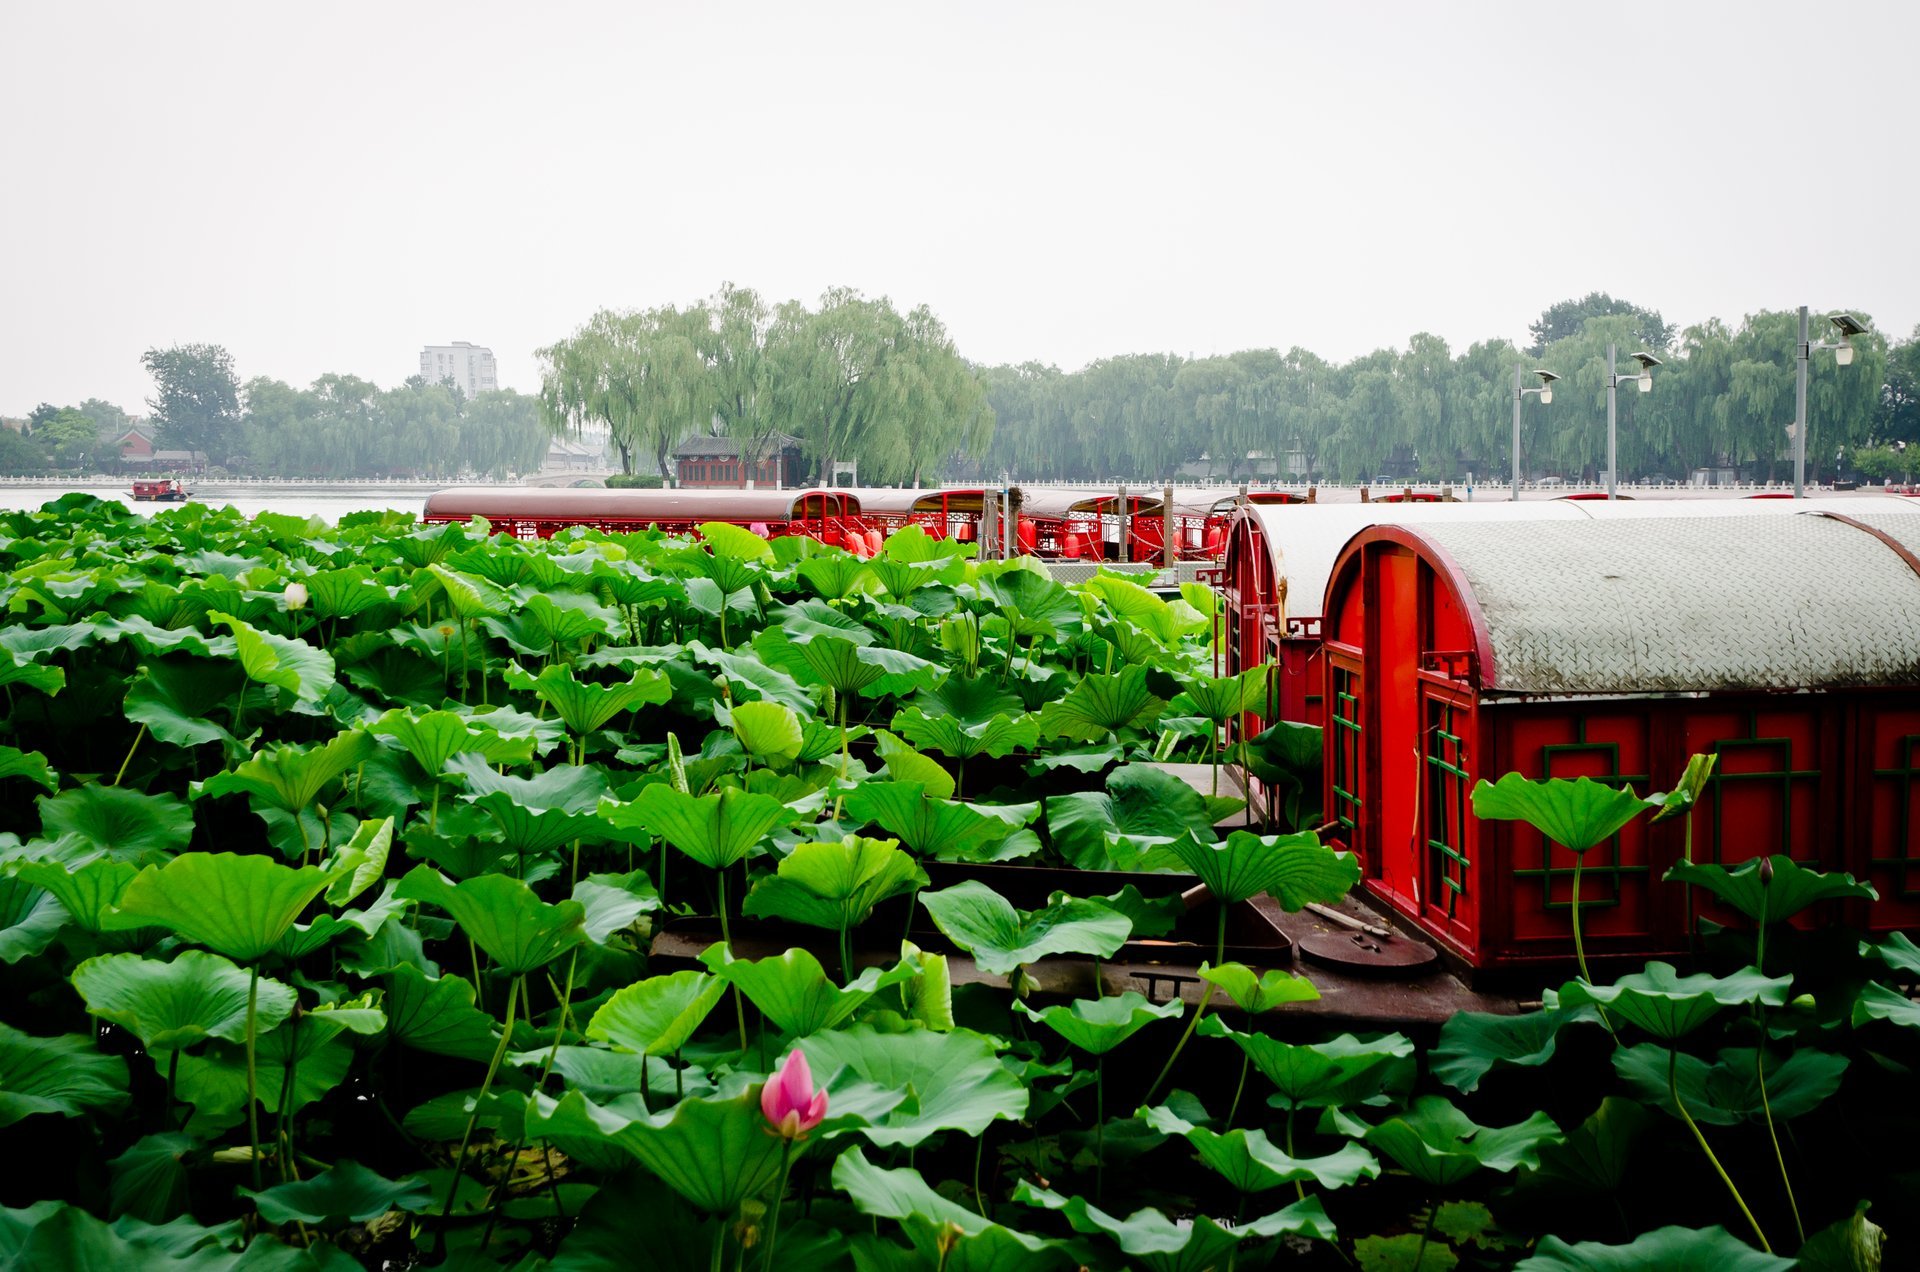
[1511,367,1557,501]
[1604,345,1661,500]
[1792,308,1869,497]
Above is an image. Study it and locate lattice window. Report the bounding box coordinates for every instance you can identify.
[1872,734,1920,899]
[1423,697,1471,918]
[1330,663,1363,837]
[1512,725,1649,913]
[1706,714,1819,863]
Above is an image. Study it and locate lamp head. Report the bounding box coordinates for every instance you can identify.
[1538,387,1553,405]
[1836,343,1855,367]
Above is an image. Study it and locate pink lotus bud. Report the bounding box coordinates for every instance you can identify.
[760,1050,828,1140]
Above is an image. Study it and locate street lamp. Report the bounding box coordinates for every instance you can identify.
[1511,367,1557,501]
[1794,308,1869,496]
[1604,345,1661,499]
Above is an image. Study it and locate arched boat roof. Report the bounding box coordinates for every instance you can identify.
[1240,494,1920,624]
[1342,511,1920,694]
[421,486,860,523]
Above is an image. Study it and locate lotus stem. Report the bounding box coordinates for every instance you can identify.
[1287,1111,1304,1202]
[973,1133,988,1218]
[1225,1051,1250,1127]
[1751,875,1803,1244]
[1143,983,1215,1106]
[111,724,145,787]
[709,1219,727,1272]
[1094,1055,1106,1204]
[717,870,748,1051]
[760,1139,795,1272]
[1413,1196,1437,1272]
[1669,1044,1769,1252]
[1216,904,1229,968]
[1570,852,1591,985]
[444,975,521,1228]
[166,1048,181,1130]
[245,965,263,1191]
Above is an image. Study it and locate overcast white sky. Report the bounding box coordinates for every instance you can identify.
[3,2,1915,415]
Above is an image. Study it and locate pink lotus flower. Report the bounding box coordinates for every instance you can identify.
[760,1051,828,1140]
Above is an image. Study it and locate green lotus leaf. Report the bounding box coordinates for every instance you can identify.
[240,1160,433,1225]
[1795,1204,1887,1272]
[1084,573,1211,647]
[1196,1018,1415,1110]
[383,964,498,1062]
[323,817,393,908]
[1197,961,1321,1013]
[446,753,608,814]
[1168,667,1270,726]
[0,878,67,963]
[701,944,918,1037]
[1012,1181,1335,1272]
[8,858,138,933]
[423,562,510,619]
[1612,1044,1848,1126]
[369,708,536,775]
[919,880,1132,976]
[37,785,195,860]
[112,852,341,961]
[194,729,379,816]
[973,568,1081,641]
[210,610,336,706]
[1017,991,1183,1056]
[70,951,295,1051]
[1514,1225,1793,1272]
[0,1202,350,1271]
[599,784,786,871]
[457,703,570,757]
[1471,773,1656,855]
[891,706,1040,763]
[742,836,927,931]
[686,641,820,716]
[394,866,586,973]
[482,591,624,655]
[795,552,875,602]
[1519,1096,1652,1198]
[871,729,956,800]
[1647,752,1718,823]
[502,662,670,737]
[122,660,242,750]
[839,783,1030,861]
[168,1026,354,1126]
[1139,1103,1379,1192]
[754,627,945,700]
[0,655,63,698]
[527,1087,783,1214]
[727,699,805,765]
[1169,830,1359,908]
[93,614,235,659]
[573,871,660,945]
[587,969,726,1057]
[1553,963,1791,1041]
[298,564,393,619]
[1432,1007,1592,1094]
[0,1023,129,1127]
[1047,764,1237,872]
[1860,931,1920,977]
[1358,1095,1562,1189]
[834,1149,1074,1266]
[106,1132,195,1225]
[1039,666,1166,741]
[0,746,56,794]
[799,1023,1028,1147]
[1664,854,1877,924]
[1096,885,1190,940]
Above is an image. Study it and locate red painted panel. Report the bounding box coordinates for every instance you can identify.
[1857,702,1920,931]
[1372,547,1423,916]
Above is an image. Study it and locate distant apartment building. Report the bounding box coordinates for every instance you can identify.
[420,342,499,397]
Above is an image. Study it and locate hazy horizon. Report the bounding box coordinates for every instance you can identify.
[4,1,1916,415]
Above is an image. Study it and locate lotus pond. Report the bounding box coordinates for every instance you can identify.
[0,493,1904,1269]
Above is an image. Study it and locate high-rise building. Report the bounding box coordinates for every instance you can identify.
[420,342,499,397]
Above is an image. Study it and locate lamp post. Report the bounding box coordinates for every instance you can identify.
[1511,367,1557,501]
[1793,308,1869,497]
[1604,344,1661,500]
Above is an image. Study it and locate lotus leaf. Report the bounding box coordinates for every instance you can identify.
[726,699,805,764]
[1471,773,1655,854]
[1018,991,1183,1055]
[1013,1181,1335,1272]
[919,880,1132,976]
[112,852,341,961]
[587,969,726,1057]
[210,610,337,705]
[1169,829,1359,908]
[701,944,918,1037]
[1039,665,1166,740]
[502,662,670,737]
[70,951,295,1051]
[1514,1225,1793,1272]
[1139,1103,1379,1191]
[799,1023,1028,1146]
[1197,961,1321,1013]
[1432,1007,1592,1094]
[394,866,586,973]
[1664,854,1877,924]
[600,784,785,870]
[0,1023,130,1127]
[1553,963,1791,1040]
[1611,1044,1848,1125]
[1197,1018,1415,1110]
[1356,1095,1562,1188]
[240,1160,433,1225]
[37,785,195,859]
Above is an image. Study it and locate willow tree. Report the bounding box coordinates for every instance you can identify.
[538,307,709,477]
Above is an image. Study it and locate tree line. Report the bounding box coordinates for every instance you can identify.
[538,285,992,483]
[975,295,1919,485]
[7,345,551,479]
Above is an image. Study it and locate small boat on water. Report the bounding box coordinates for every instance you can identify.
[130,478,189,502]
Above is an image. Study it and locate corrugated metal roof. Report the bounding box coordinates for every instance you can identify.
[1409,513,1920,694]
[422,486,855,522]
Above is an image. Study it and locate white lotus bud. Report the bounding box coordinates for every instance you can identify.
[285,582,310,611]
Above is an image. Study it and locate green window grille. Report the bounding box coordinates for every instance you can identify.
[1871,734,1920,899]
[1331,664,1363,836]
[1706,713,1819,864]
[1423,697,1471,918]
[1511,724,1650,914]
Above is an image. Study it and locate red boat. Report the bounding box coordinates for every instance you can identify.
[131,478,188,502]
